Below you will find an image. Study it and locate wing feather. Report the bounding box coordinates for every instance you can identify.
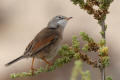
[32,34,56,52]
[24,28,59,56]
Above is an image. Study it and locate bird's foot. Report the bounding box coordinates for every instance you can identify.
[46,62,54,70]
[31,68,37,75]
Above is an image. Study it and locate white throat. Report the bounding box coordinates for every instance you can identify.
[57,19,67,28]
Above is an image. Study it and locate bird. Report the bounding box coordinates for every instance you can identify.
[5,15,72,74]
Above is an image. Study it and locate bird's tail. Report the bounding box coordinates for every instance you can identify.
[5,55,24,66]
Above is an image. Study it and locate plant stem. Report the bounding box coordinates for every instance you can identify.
[99,20,106,80]
[100,68,105,80]
[101,21,106,39]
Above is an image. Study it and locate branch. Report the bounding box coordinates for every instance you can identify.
[70,60,91,80]
[71,0,113,80]
[99,19,106,80]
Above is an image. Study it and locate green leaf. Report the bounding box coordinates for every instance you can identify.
[106,76,112,80]
[100,31,105,36]
[82,44,89,52]
[99,38,106,46]
[102,56,110,67]
[72,36,80,50]
[74,53,81,59]
[80,32,94,43]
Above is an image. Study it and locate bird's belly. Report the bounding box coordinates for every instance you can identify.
[45,45,61,60]
[35,41,62,61]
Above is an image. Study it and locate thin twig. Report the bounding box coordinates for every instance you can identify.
[100,67,105,80]
[101,21,106,39]
[100,20,106,80]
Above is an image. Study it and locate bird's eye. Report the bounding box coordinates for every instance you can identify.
[58,16,62,19]
[56,16,64,20]
[59,16,64,19]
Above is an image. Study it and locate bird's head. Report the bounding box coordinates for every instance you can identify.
[48,15,72,29]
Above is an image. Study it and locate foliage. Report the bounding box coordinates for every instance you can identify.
[70,60,91,80]
[70,0,113,80]
[106,76,112,80]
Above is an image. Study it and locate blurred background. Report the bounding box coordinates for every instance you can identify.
[0,0,119,80]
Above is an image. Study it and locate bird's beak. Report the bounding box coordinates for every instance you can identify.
[66,17,72,21]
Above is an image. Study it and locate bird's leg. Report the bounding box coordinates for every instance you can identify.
[41,58,53,67]
[31,57,36,75]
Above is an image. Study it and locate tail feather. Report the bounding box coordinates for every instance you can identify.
[5,55,24,66]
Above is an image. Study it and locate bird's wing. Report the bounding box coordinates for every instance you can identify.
[24,29,58,56]
[24,40,34,54]
[32,34,58,55]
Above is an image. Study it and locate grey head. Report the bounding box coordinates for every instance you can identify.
[47,15,72,29]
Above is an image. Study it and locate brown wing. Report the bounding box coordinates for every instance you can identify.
[24,28,58,56]
[32,34,56,52]
[31,34,58,56]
